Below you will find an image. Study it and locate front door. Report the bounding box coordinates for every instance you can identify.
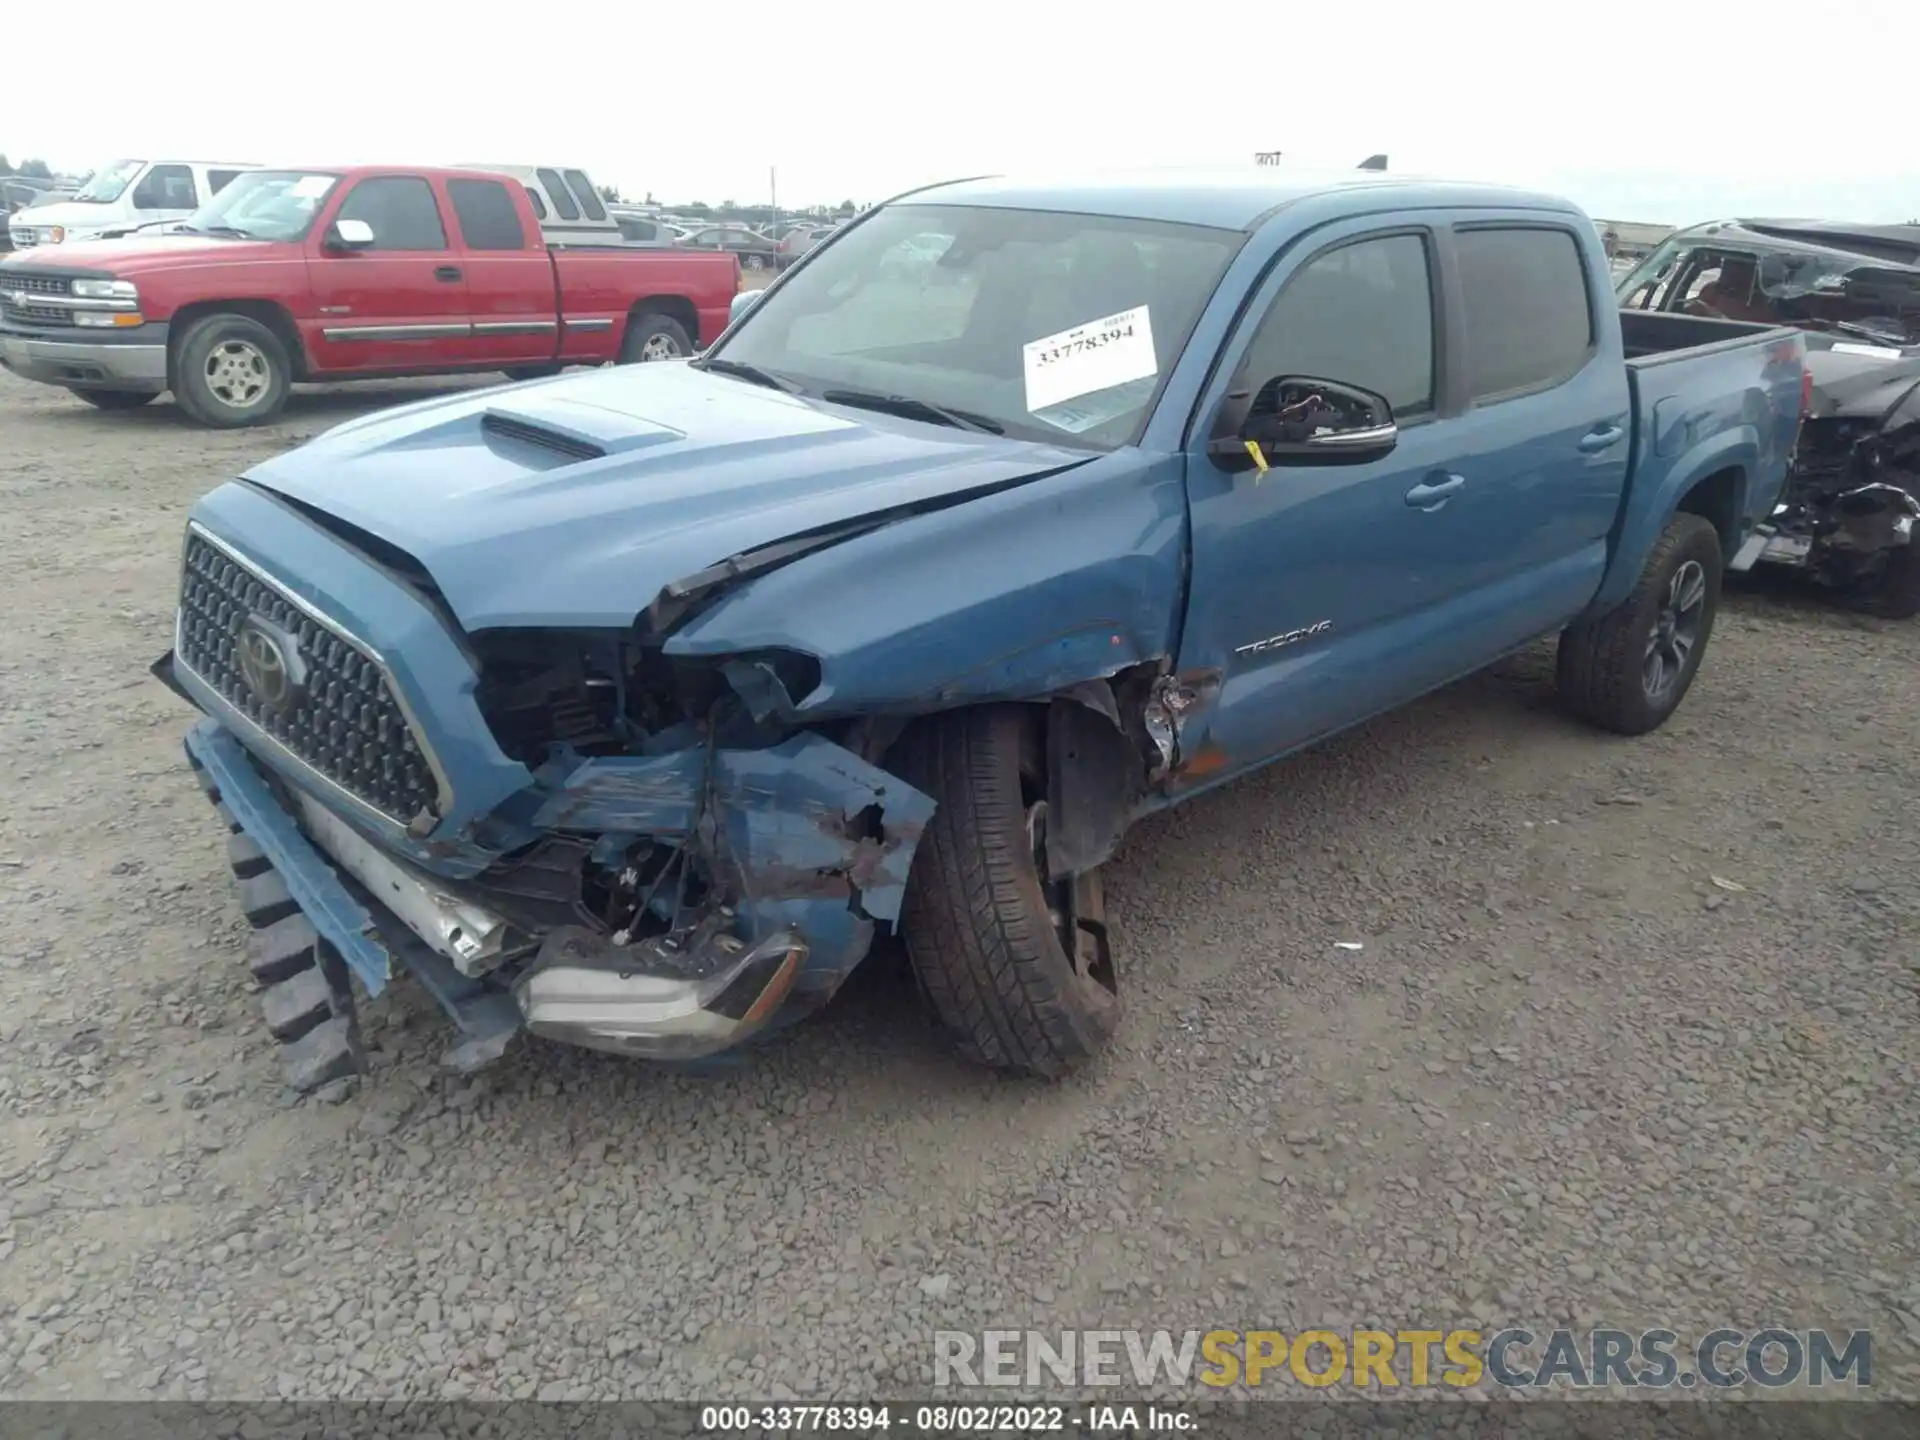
[1175,225,1490,777]
[305,174,472,373]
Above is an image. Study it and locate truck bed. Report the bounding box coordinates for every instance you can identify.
[1620,309,1781,363]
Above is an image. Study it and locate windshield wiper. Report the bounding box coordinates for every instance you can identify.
[197,224,253,239]
[818,388,1005,434]
[692,357,799,392]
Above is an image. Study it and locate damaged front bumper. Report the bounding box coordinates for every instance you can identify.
[181,710,933,1079]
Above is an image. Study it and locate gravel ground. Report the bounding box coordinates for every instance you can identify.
[1,366,1917,1405]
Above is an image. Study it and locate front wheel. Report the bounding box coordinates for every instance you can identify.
[893,705,1120,1077]
[1557,512,1723,735]
[171,313,291,428]
[69,388,156,411]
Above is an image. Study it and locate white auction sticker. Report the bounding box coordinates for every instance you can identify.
[1022,304,1157,414]
[290,176,334,200]
[1831,341,1904,359]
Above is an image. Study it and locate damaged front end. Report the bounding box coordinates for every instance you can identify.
[1738,353,1920,614]
[159,529,937,1082]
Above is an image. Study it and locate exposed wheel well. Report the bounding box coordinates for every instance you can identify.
[627,294,699,347]
[168,300,309,381]
[1676,465,1745,560]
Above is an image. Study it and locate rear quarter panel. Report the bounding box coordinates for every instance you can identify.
[1593,327,1805,611]
[551,250,737,360]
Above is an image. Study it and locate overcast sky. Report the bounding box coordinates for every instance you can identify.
[7,0,1916,227]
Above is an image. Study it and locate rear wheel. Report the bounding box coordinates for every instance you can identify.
[618,310,693,364]
[893,705,1120,1077]
[68,388,155,411]
[1557,512,1723,735]
[171,313,292,428]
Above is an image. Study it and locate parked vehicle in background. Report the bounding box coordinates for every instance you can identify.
[459,164,621,246]
[8,160,257,248]
[608,208,687,246]
[0,165,738,426]
[150,167,1803,1097]
[2,178,74,252]
[680,222,783,271]
[1618,218,1920,615]
[776,223,836,267]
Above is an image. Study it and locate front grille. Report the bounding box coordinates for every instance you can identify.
[1,272,71,296]
[175,531,441,826]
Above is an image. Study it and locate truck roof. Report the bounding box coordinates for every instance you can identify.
[904,168,1583,232]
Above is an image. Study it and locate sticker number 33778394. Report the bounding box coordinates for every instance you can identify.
[1022,304,1157,414]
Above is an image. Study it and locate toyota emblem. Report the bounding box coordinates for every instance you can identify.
[235,616,296,712]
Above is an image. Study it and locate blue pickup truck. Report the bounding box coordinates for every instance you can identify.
[154,169,1808,1092]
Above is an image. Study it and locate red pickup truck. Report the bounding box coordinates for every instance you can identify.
[0,165,740,427]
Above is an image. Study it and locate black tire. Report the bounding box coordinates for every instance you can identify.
[68,388,156,410]
[892,705,1120,1077]
[1557,512,1723,735]
[504,365,563,382]
[171,312,292,428]
[743,253,768,273]
[618,310,693,364]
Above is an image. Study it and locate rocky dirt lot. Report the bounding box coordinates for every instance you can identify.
[1,368,1917,1404]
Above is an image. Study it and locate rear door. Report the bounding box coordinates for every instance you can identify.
[1427,218,1631,635]
[305,174,473,373]
[447,177,557,367]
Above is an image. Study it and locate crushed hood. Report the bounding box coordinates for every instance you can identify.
[240,362,1093,632]
[1805,346,1920,425]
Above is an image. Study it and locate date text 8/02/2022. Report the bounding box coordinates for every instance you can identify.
[932,1327,1875,1389]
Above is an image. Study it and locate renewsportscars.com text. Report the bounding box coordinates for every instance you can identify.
[934,1327,1872,1390]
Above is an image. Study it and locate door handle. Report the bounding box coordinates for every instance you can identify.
[1405,474,1465,511]
[434,265,463,282]
[1578,424,1625,453]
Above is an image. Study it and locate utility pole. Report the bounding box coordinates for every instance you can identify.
[770,166,778,221]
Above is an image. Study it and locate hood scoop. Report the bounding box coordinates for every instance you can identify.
[479,393,689,467]
[480,409,606,463]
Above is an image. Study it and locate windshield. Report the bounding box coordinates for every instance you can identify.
[72,160,145,205]
[182,171,340,242]
[710,202,1245,446]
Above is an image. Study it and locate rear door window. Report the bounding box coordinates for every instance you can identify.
[448,178,528,250]
[1454,226,1595,402]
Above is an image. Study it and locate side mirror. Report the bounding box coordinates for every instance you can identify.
[1207,375,1398,472]
[325,218,375,251]
[728,289,762,325]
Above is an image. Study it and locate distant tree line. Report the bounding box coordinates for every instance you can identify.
[0,155,55,178]
[594,182,863,224]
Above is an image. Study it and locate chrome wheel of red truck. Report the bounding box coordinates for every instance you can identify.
[894,705,1120,1077]
[171,313,291,428]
